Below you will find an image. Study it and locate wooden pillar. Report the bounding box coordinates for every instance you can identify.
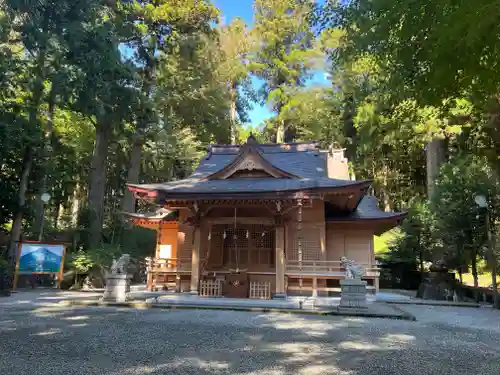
[275,225,286,298]
[147,271,153,291]
[175,274,181,293]
[312,277,318,297]
[190,225,201,294]
[320,224,326,261]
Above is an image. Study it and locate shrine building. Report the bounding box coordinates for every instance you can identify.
[124,135,406,299]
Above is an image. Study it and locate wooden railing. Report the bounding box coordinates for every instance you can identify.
[146,257,193,273]
[200,280,223,297]
[286,260,380,277]
[249,281,271,299]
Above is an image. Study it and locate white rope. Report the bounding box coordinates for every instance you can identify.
[234,207,239,272]
[297,199,303,308]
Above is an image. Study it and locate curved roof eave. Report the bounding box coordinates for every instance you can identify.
[203,142,299,180]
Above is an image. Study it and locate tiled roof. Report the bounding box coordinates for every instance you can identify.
[326,196,407,221]
[129,177,369,195]
[192,145,327,179]
[128,137,365,196]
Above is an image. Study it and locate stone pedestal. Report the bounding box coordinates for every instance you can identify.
[417,271,459,300]
[339,279,367,308]
[102,274,132,303]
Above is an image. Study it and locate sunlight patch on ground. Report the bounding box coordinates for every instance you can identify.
[381,333,416,344]
[111,358,230,374]
[267,342,337,359]
[338,341,383,351]
[241,370,284,375]
[34,328,62,336]
[259,313,348,335]
[0,320,17,333]
[176,358,230,370]
[30,306,69,318]
[245,334,265,342]
[0,326,16,332]
[299,364,354,375]
[63,315,89,321]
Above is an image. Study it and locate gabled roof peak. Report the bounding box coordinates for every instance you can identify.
[208,139,321,156]
[204,136,299,180]
[246,133,258,145]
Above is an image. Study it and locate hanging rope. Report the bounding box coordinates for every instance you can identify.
[297,198,303,308]
[234,207,239,271]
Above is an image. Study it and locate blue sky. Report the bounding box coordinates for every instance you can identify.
[213,0,329,126]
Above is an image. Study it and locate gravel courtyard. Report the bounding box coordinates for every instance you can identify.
[1,292,500,375]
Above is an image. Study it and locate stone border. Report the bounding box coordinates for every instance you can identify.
[56,299,416,321]
[385,300,481,308]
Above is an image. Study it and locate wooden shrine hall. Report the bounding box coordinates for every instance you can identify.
[125,135,406,299]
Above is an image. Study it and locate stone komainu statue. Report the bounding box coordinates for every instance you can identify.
[340,256,365,279]
[110,254,131,275]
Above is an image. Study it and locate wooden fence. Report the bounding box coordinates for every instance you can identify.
[286,260,380,277]
[200,279,223,297]
[249,281,271,299]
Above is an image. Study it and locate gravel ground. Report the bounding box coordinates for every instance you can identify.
[1,292,500,375]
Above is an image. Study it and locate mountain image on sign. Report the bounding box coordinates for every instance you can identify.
[18,247,62,273]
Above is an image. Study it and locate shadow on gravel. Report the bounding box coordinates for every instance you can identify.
[1,291,500,375]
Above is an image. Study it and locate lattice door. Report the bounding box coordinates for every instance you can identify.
[223,227,249,266]
[287,223,322,261]
[210,224,275,268]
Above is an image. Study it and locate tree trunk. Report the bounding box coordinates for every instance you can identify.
[34,83,57,237]
[71,182,81,227]
[275,119,285,143]
[382,164,391,212]
[53,200,62,230]
[229,82,238,144]
[122,135,142,214]
[419,249,425,276]
[87,122,111,249]
[342,94,357,161]
[122,65,153,213]
[8,147,34,269]
[426,138,446,199]
[471,253,479,301]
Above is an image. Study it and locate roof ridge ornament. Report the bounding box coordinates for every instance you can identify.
[246,133,258,145]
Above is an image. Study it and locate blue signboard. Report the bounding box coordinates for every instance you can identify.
[17,243,64,274]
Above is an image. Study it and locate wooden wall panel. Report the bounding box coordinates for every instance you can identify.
[326,225,374,265]
[157,222,179,259]
[177,209,192,259]
[345,231,373,265]
[326,224,345,261]
[178,227,192,259]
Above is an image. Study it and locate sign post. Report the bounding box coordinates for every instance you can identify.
[13,241,66,289]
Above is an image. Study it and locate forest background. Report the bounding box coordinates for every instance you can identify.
[1,0,499,290]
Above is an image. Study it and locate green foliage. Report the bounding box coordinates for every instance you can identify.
[390,155,500,277]
[250,0,317,141]
[389,201,435,266]
[69,244,122,274]
[0,258,8,269]
[432,154,500,268]
[2,0,500,283]
[335,0,500,106]
[374,229,401,256]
